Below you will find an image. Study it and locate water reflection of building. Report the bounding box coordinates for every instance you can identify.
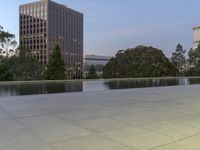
[19,0,83,79]
[84,54,112,77]
[0,82,83,96]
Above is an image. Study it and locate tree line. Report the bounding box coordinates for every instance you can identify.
[0,26,66,81]
[1,25,200,81]
[90,44,200,79]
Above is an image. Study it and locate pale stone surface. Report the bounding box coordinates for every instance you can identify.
[76,117,128,132]
[101,126,174,149]
[154,134,200,150]
[52,135,132,150]
[0,85,200,149]
[31,123,94,142]
[141,121,200,140]
[57,110,100,122]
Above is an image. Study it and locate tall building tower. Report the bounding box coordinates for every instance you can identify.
[19,0,83,79]
[193,26,200,49]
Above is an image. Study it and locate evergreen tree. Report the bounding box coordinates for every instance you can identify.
[171,44,186,75]
[87,65,99,79]
[45,45,66,80]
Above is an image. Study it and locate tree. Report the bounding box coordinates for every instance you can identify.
[87,65,99,79]
[171,44,186,75]
[45,45,66,80]
[2,47,42,81]
[0,26,17,57]
[102,45,178,78]
[102,57,118,78]
[0,64,13,81]
[186,67,200,76]
[188,44,200,67]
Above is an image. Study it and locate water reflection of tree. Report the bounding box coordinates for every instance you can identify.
[0,82,83,96]
[104,78,180,89]
[188,78,200,85]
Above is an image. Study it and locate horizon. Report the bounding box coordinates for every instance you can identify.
[0,0,199,57]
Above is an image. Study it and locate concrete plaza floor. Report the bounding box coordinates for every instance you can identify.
[0,85,200,149]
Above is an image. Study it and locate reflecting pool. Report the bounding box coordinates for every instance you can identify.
[0,77,200,97]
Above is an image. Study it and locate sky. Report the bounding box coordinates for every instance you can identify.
[0,0,199,57]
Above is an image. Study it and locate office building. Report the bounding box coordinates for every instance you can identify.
[19,0,83,79]
[193,26,200,49]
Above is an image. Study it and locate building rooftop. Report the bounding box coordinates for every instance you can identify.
[85,54,112,60]
[193,25,200,30]
[20,0,83,15]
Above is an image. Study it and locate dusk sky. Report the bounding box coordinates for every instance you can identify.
[0,0,199,57]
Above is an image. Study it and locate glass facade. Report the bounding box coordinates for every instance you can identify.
[19,0,83,79]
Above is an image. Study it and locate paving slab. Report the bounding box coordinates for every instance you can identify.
[0,85,199,149]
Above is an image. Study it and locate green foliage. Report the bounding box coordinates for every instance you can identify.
[171,44,186,74]
[102,45,178,78]
[188,44,200,67]
[87,65,99,79]
[0,25,17,57]
[0,64,13,81]
[2,47,42,81]
[17,46,32,58]
[0,26,40,81]
[45,45,66,80]
[186,67,200,76]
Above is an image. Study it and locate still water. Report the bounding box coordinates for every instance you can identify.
[0,77,200,97]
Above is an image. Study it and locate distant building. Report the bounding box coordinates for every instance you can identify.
[193,26,200,49]
[84,54,112,77]
[85,55,111,66]
[19,0,83,79]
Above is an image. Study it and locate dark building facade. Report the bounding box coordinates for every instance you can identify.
[19,0,83,79]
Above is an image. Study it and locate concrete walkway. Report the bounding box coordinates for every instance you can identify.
[0,85,200,149]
